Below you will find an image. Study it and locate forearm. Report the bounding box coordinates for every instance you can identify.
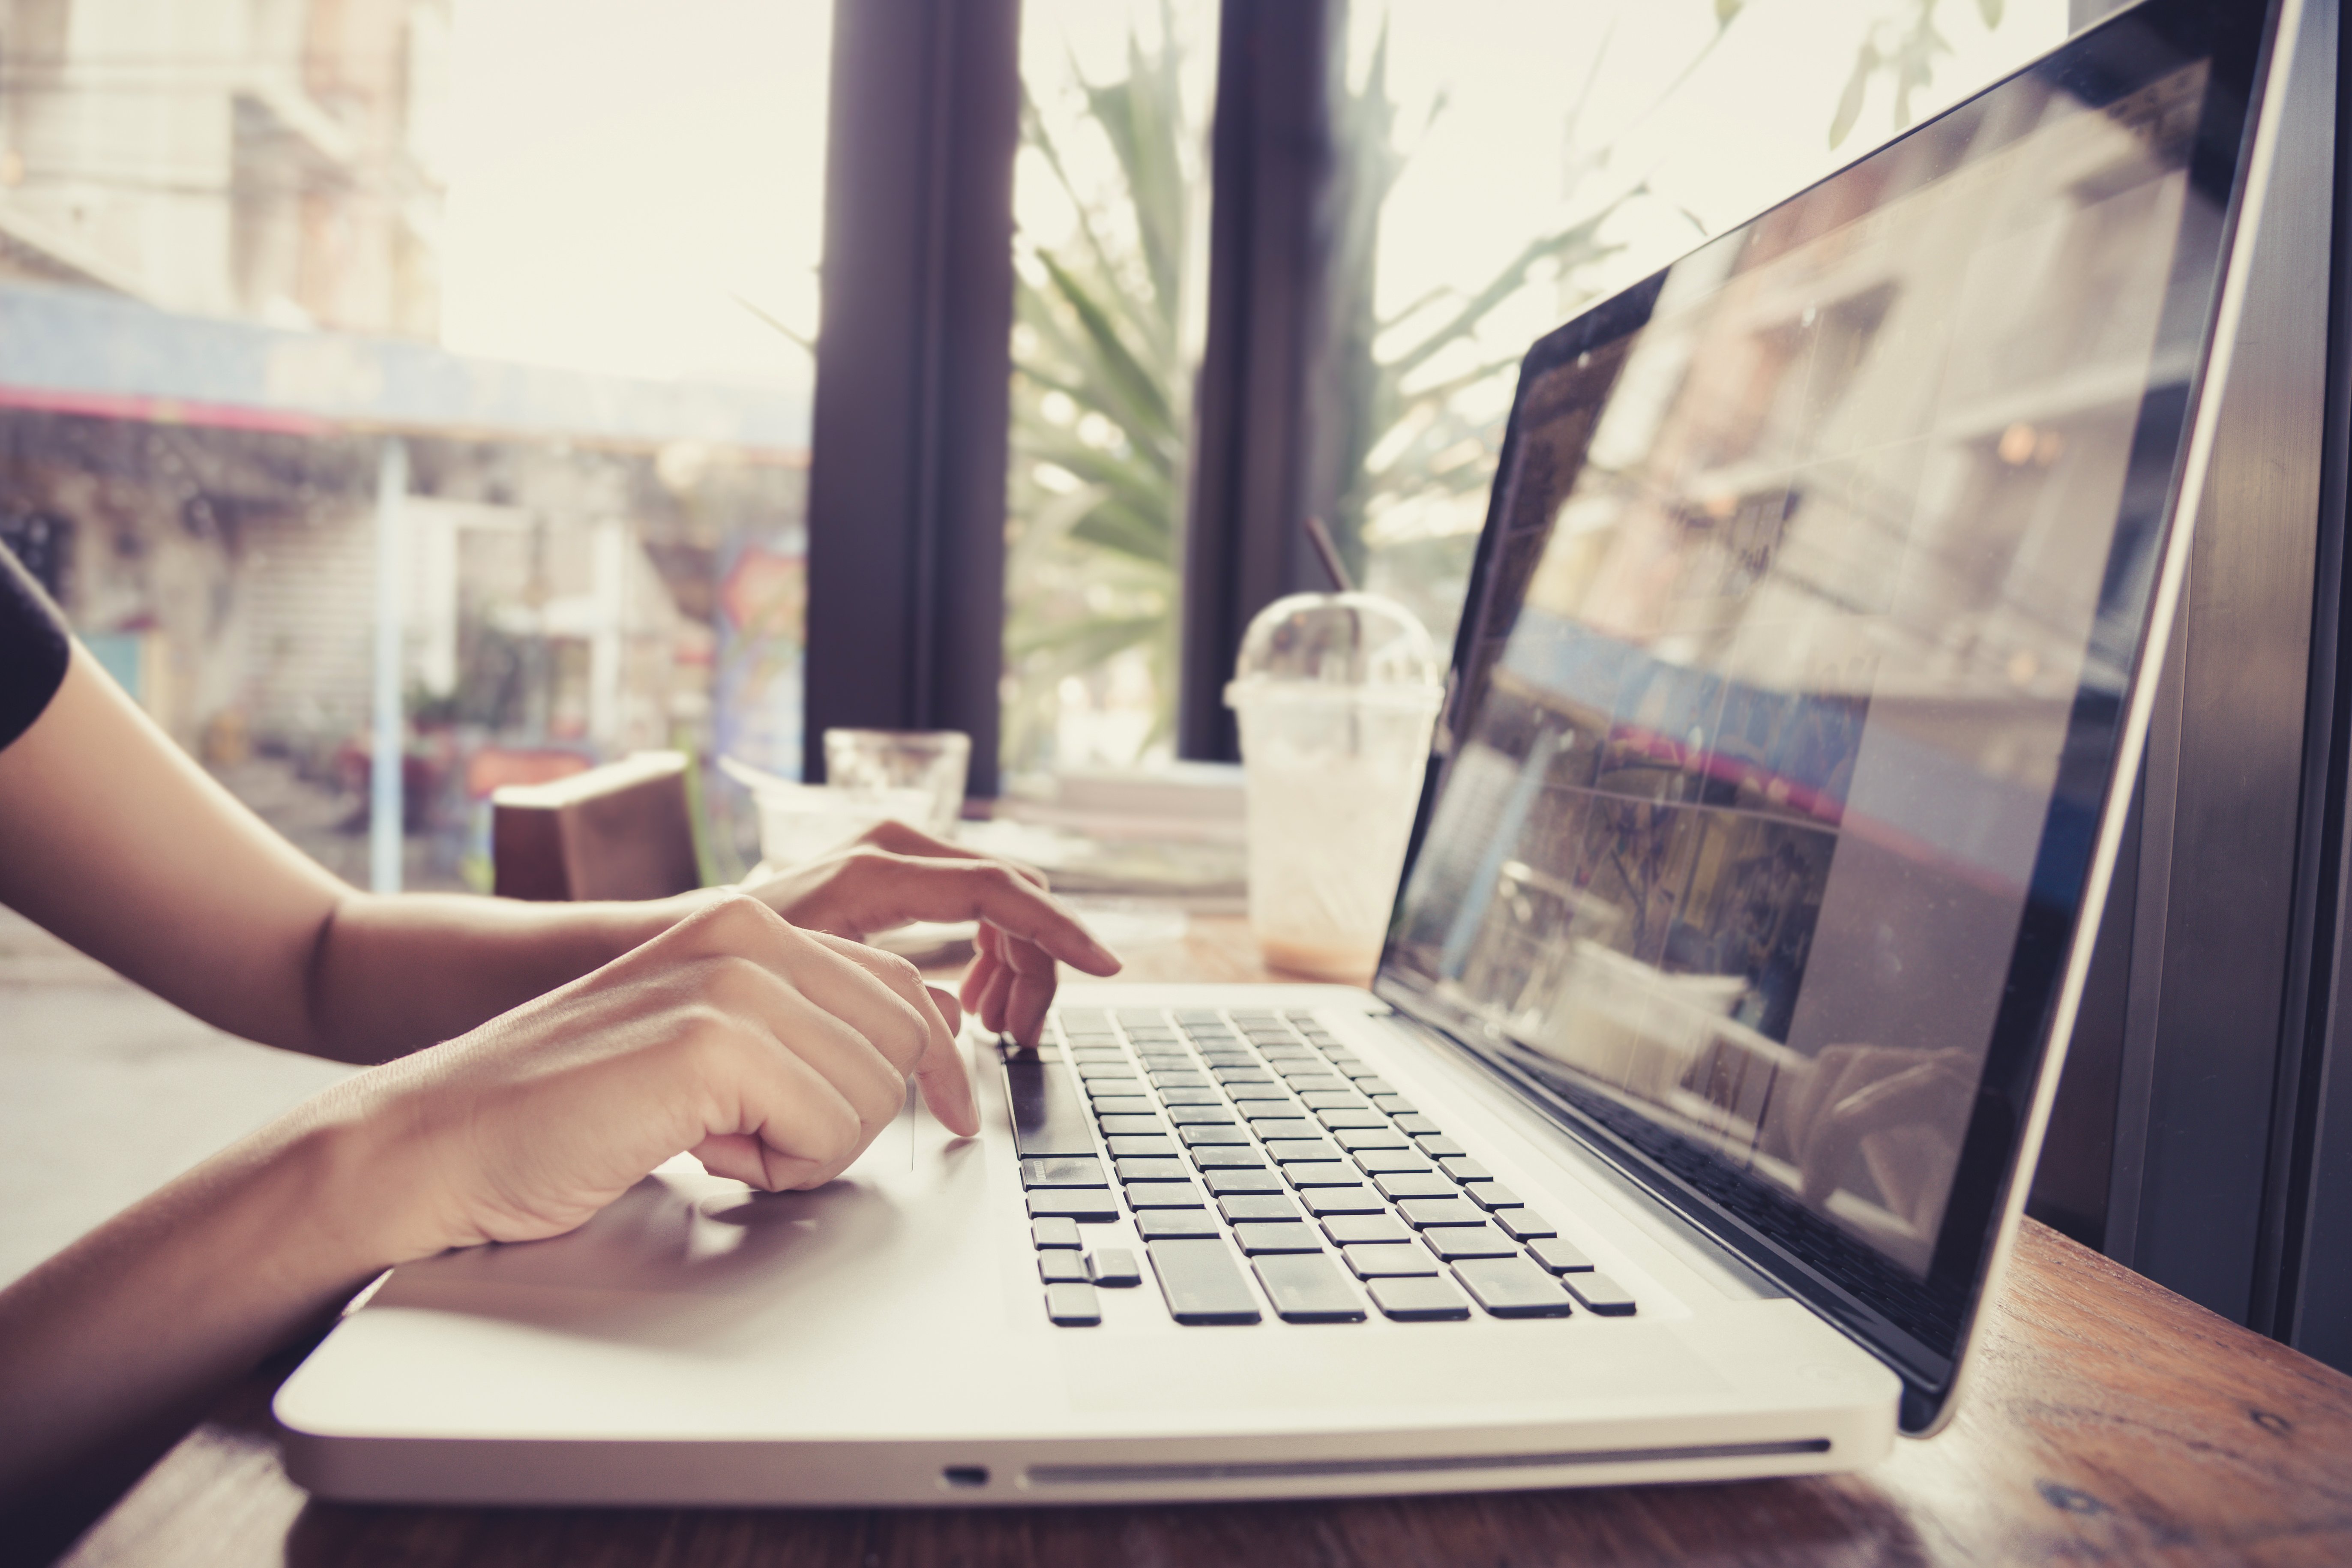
[302,890,719,1063]
[0,1080,391,1516]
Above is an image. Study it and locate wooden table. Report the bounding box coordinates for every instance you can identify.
[52,917,2352,1567]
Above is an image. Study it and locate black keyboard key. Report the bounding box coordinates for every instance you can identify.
[1301,1185,1386,1216]
[1495,1209,1557,1241]
[1439,1157,1493,1183]
[1028,1189,1119,1222]
[1091,1096,1157,1118]
[1251,1118,1320,1141]
[1157,1087,1225,1106]
[1355,1078,1399,1097]
[1253,1253,1367,1323]
[1218,1193,1300,1223]
[1115,1157,1189,1182]
[1044,1282,1102,1325]
[1563,1271,1638,1315]
[1317,1109,1389,1130]
[1068,1048,1130,1064]
[1265,1139,1342,1163]
[1239,1101,1306,1121]
[1299,1090,1363,1110]
[1138,1210,1221,1240]
[1368,1275,1471,1322]
[1526,1236,1594,1273]
[1148,1238,1262,1324]
[1077,1061,1142,1079]
[1415,1135,1467,1159]
[1283,1161,1360,1187]
[1098,1114,1165,1136]
[1089,1248,1142,1287]
[1107,1135,1178,1158]
[1343,1241,1441,1278]
[1150,1073,1213,1090]
[1125,1181,1208,1209]
[1354,1150,1432,1175]
[1322,1212,1410,1245]
[1453,1256,1575,1318]
[1338,1064,1387,1082]
[1084,1078,1146,1100]
[1465,1184,1524,1211]
[1285,1078,1354,1096]
[1189,1145,1267,1169]
[1423,1223,1520,1261]
[1232,1220,1323,1255]
[1336,1127,1410,1152]
[1007,1060,1098,1158]
[1032,1217,1082,1250]
[1204,1168,1286,1195]
[1179,1124,1253,1146]
[1372,1094,1419,1115]
[1372,1172,1457,1201]
[1040,1251,1089,1284]
[1021,1157,1107,1188]
[1393,1113,1442,1136]
[1167,1105,1237,1126]
[1396,1197,1482,1228]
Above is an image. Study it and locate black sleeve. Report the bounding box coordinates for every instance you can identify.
[0,543,71,752]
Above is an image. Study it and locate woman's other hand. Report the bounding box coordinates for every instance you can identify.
[738,819,1120,1047]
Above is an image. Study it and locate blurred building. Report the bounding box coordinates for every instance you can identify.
[0,0,807,887]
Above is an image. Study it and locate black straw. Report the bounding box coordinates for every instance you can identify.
[1304,516,1355,594]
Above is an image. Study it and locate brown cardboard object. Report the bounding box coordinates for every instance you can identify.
[491,752,701,902]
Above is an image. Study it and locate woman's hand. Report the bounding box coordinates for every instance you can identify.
[343,893,981,1262]
[739,819,1119,1047]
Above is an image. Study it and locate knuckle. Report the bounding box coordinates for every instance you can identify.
[700,890,776,939]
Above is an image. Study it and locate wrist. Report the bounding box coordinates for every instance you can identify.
[264,1067,458,1282]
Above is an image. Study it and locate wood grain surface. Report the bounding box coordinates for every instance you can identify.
[49,919,2352,1568]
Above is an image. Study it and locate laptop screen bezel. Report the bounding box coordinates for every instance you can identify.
[1372,0,2282,1433]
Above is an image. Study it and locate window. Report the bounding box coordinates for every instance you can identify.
[0,0,833,889]
[1328,0,2073,660]
[1000,0,1220,784]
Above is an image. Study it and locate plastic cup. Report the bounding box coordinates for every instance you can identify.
[1225,594,1442,981]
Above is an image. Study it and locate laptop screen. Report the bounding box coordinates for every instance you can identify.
[1375,0,2274,1415]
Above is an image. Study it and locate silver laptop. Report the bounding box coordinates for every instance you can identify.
[275,0,2295,1505]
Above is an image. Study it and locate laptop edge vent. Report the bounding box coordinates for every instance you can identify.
[1025,1438,1831,1486]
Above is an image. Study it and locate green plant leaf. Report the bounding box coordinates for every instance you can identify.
[1978,0,2004,27]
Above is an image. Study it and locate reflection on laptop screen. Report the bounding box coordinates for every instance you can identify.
[1380,0,2264,1379]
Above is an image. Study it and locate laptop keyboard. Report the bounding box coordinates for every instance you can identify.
[1002,1007,1639,1328]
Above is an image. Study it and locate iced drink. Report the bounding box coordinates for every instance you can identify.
[1226,593,1442,981]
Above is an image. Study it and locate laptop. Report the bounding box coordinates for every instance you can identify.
[275,0,2297,1504]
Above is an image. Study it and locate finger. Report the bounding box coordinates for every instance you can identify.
[692,897,938,1081]
[995,930,1058,1049]
[960,923,1003,1013]
[683,1019,867,1190]
[671,900,927,1139]
[975,953,1015,1037]
[867,857,1120,975]
[926,982,963,1036]
[858,819,1051,889]
[805,929,980,1137]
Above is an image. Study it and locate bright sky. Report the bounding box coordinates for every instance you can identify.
[433,0,2067,423]
[1359,0,2074,414]
[437,0,831,395]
